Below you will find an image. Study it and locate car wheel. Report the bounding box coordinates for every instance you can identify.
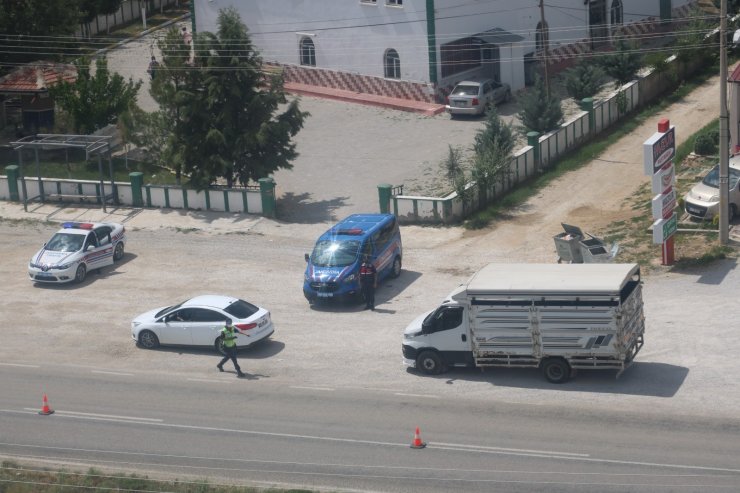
[542,358,571,384]
[416,350,446,375]
[391,256,402,278]
[113,242,124,261]
[74,264,87,284]
[215,336,227,355]
[138,330,160,349]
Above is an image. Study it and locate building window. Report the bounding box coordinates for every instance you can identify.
[610,0,623,26]
[384,49,400,79]
[535,21,549,55]
[360,0,377,3]
[386,0,402,5]
[300,37,316,66]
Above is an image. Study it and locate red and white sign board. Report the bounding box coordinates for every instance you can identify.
[643,126,676,176]
[651,189,677,219]
[651,162,676,194]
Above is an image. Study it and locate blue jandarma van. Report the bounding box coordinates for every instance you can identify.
[303,214,402,304]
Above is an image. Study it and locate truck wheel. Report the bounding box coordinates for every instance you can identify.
[542,358,571,384]
[416,351,445,375]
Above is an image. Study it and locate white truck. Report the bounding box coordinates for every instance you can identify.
[402,263,645,383]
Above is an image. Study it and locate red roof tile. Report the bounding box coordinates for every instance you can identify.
[0,61,77,93]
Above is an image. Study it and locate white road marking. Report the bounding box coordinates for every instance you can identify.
[0,363,40,368]
[290,386,335,391]
[394,392,439,399]
[91,370,134,376]
[21,409,162,422]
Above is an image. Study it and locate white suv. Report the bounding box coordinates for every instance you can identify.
[684,156,740,221]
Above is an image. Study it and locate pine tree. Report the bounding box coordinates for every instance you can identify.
[516,75,563,134]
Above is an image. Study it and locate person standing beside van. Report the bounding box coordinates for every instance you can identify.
[359,255,378,310]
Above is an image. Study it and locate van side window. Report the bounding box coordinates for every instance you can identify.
[376,219,396,253]
[362,241,373,257]
[429,307,463,333]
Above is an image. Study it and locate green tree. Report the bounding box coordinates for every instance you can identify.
[49,56,142,134]
[517,75,563,134]
[674,8,715,70]
[599,39,642,87]
[146,25,197,183]
[97,0,124,34]
[441,145,465,187]
[471,107,514,207]
[194,7,309,188]
[563,60,605,100]
[0,0,83,67]
[146,8,308,189]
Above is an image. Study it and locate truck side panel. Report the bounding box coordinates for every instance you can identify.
[469,285,644,370]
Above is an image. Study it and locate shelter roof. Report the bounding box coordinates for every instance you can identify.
[473,28,525,45]
[0,61,77,94]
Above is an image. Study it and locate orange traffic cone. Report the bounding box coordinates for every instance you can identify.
[410,426,426,449]
[38,394,54,415]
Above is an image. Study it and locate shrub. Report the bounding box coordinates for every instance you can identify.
[694,133,718,155]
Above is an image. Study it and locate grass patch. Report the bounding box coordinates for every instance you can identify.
[15,155,181,186]
[0,460,316,493]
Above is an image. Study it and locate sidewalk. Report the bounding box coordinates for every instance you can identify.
[0,201,264,233]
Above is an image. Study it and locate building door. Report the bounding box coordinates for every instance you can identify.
[481,45,500,81]
[660,0,672,20]
[589,0,608,49]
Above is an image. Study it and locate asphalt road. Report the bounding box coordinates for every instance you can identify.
[2,365,739,492]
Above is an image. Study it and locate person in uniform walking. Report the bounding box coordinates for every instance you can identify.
[217,319,247,377]
[359,255,378,310]
[147,56,159,80]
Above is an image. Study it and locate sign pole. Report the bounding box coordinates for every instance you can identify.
[644,118,677,266]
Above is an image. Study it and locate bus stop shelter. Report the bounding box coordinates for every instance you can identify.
[10,133,117,212]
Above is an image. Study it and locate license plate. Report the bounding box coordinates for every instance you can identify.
[451,100,466,107]
[686,206,701,214]
[317,292,333,298]
[36,273,53,278]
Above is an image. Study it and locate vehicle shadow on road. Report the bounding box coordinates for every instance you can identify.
[277,192,350,224]
[32,253,139,289]
[145,339,285,359]
[308,269,422,313]
[411,361,688,397]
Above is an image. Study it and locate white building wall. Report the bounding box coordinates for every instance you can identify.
[195,0,432,83]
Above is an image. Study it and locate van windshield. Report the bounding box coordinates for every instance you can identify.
[311,240,361,267]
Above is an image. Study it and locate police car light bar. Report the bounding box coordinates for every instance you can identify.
[62,222,94,230]
[334,228,363,235]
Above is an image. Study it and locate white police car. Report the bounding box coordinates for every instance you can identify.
[28,222,127,284]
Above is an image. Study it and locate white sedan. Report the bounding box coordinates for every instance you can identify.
[28,222,126,284]
[131,295,274,353]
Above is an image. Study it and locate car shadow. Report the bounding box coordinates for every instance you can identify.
[407,361,689,398]
[139,338,285,359]
[308,269,422,313]
[32,253,139,290]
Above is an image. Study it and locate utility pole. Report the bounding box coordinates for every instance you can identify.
[539,0,550,97]
[720,0,729,244]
